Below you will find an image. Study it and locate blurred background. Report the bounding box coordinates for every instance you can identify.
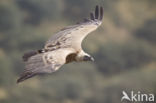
[0,0,156,103]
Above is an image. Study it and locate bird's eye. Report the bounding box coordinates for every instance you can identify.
[83,55,90,61]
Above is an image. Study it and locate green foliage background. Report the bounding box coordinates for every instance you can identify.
[0,0,156,103]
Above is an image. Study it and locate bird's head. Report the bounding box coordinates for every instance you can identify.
[75,51,94,62]
[83,55,94,62]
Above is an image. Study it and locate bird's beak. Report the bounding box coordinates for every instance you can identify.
[90,57,94,61]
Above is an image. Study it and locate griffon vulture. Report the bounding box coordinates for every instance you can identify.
[17,5,103,83]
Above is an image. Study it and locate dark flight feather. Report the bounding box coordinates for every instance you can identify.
[17,72,37,83]
[83,18,90,22]
[100,6,103,20]
[23,51,38,61]
[95,5,99,19]
[90,13,94,20]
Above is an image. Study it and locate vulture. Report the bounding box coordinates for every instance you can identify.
[17,5,103,83]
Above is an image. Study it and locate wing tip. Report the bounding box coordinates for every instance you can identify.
[93,5,104,21]
[75,5,103,24]
[17,78,22,83]
[95,5,103,21]
[100,6,104,20]
[17,76,25,83]
[89,5,104,21]
[95,5,99,19]
[17,72,36,83]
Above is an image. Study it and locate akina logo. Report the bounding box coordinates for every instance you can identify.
[121,91,155,102]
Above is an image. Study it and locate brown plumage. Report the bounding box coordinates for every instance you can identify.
[17,5,103,83]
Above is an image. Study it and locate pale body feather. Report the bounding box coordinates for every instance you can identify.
[25,48,76,73]
[17,5,103,83]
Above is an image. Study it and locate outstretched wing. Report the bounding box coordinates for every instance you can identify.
[17,48,75,83]
[45,5,103,51]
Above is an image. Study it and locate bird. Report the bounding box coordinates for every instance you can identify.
[17,5,103,83]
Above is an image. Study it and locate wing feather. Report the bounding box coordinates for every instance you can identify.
[45,5,104,50]
[17,48,75,83]
[95,5,99,19]
[100,6,104,20]
[90,13,94,20]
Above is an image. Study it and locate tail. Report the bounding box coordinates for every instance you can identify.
[22,49,44,61]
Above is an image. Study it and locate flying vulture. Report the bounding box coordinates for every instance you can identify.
[17,5,103,83]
